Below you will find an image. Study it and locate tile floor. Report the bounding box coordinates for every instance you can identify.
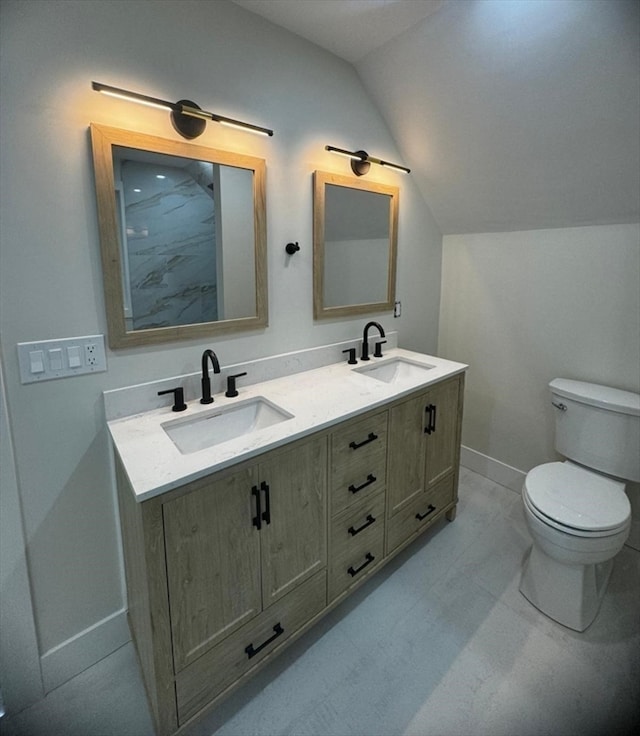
[3,467,639,736]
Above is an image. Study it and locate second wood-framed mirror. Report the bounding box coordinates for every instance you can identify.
[313,170,398,320]
[90,124,267,348]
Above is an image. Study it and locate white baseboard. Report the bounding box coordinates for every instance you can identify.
[40,608,130,693]
[460,446,526,493]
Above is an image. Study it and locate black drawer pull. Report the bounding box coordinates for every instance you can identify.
[260,480,271,525]
[348,514,376,536]
[245,622,284,660]
[348,474,376,494]
[347,552,375,577]
[424,404,437,434]
[415,504,436,521]
[251,485,262,530]
[349,432,378,450]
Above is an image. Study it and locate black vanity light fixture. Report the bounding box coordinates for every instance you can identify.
[325,145,410,176]
[92,81,274,139]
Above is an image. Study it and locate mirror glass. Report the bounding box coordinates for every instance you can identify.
[90,124,267,348]
[313,171,398,319]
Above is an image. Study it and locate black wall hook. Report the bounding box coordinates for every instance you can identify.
[285,242,300,255]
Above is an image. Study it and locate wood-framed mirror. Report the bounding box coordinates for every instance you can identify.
[313,171,398,320]
[90,124,267,348]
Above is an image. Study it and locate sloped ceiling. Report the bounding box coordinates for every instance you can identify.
[230,0,639,234]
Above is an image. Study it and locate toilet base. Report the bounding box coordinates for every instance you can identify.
[520,544,613,631]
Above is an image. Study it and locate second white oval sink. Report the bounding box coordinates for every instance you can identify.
[354,357,434,384]
[162,397,293,455]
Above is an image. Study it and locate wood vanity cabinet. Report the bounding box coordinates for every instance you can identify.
[116,372,463,736]
[117,435,327,735]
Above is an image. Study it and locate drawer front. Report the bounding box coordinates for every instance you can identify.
[386,475,455,555]
[330,411,388,515]
[176,571,326,725]
[329,493,385,601]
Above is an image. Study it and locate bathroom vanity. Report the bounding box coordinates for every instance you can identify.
[109,348,466,735]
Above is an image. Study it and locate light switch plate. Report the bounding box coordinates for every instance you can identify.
[17,335,107,384]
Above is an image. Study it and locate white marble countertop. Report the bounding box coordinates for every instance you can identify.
[108,348,467,502]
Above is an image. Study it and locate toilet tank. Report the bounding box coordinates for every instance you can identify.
[550,379,640,483]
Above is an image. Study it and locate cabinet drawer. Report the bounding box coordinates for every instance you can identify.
[386,475,455,555]
[330,411,388,515]
[329,493,385,601]
[175,571,326,725]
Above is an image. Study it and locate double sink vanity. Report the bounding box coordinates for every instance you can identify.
[90,117,466,735]
[107,342,467,735]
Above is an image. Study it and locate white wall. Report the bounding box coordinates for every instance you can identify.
[438,224,640,474]
[0,359,43,711]
[0,0,442,700]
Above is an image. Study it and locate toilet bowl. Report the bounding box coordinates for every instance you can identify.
[520,461,630,631]
[520,378,638,631]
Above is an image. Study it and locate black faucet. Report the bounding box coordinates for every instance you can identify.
[200,349,221,404]
[361,321,386,361]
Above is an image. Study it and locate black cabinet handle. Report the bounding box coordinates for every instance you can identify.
[348,474,376,494]
[415,504,436,521]
[245,623,284,660]
[424,404,437,434]
[251,486,262,530]
[349,432,378,450]
[348,514,376,536]
[260,480,271,525]
[347,552,375,577]
[424,405,432,434]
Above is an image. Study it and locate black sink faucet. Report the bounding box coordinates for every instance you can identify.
[361,321,386,361]
[200,349,221,404]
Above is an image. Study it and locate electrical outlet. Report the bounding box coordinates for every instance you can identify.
[85,343,98,366]
[394,300,402,318]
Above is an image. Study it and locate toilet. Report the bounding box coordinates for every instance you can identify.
[520,378,639,631]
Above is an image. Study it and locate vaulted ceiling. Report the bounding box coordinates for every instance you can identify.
[231,0,639,234]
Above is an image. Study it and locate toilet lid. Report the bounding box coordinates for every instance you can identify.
[524,462,630,532]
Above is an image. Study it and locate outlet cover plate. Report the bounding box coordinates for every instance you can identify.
[17,335,107,384]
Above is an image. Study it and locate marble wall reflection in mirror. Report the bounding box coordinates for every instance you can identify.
[90,124,267,348]
[313,171,398,319]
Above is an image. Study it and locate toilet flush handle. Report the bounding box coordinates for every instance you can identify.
[552,401,567,411]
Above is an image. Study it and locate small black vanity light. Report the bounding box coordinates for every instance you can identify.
[325,145,410,176]
[92,81,274,139]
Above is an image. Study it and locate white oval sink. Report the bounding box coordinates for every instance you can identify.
[354,357,434,384]
[162,397,293,455]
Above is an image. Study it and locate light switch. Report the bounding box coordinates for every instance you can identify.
[48,348,63,371]
[29,350,45,374]
[67,346,82,368]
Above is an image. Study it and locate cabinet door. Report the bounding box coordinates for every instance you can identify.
[387,392,427,517]
[164,467,262,672]
[424,377,461,489]
[259,436,328,607]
